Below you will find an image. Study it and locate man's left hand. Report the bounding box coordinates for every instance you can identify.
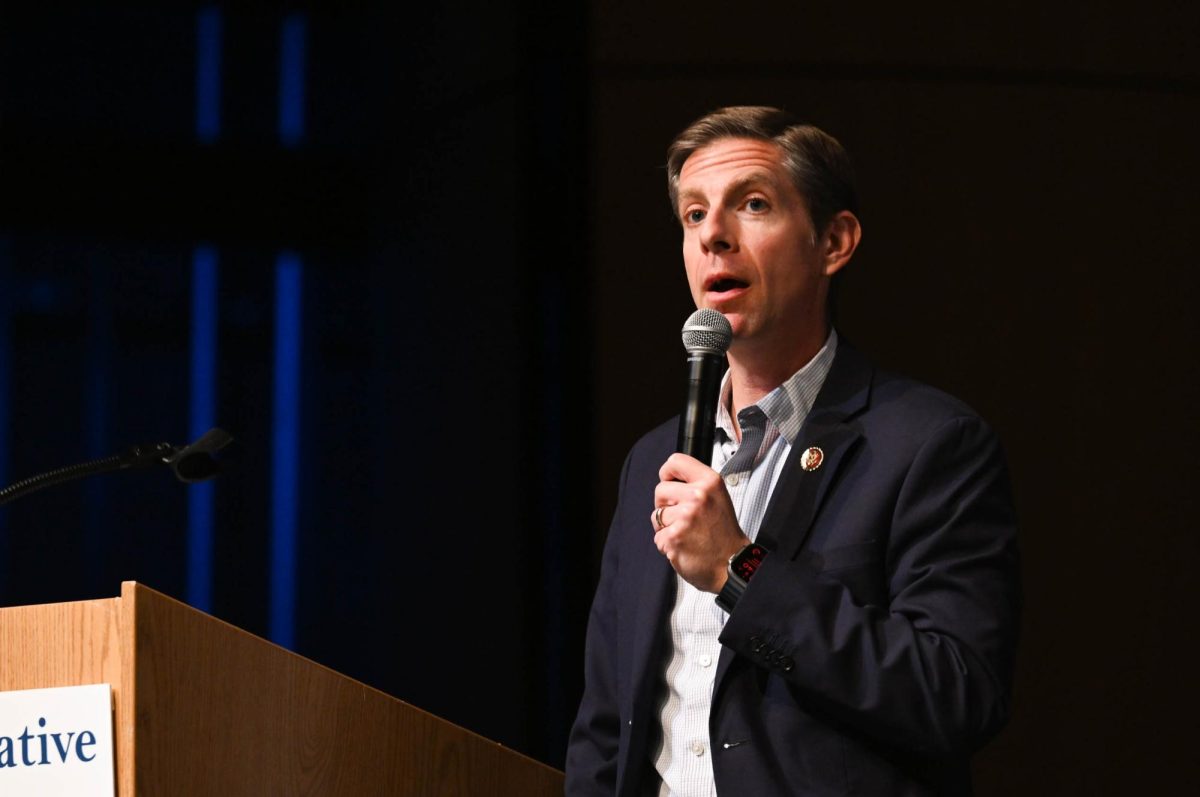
[651,453,750,593]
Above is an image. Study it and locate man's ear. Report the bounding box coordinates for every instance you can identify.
[822,210,862,277]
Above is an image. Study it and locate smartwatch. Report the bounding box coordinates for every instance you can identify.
[715,542,768,613]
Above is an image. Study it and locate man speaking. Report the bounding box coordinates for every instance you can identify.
[566,107,1020,796]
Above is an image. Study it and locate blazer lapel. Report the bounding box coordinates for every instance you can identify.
[714,341,873,689]
[755,423,862,558]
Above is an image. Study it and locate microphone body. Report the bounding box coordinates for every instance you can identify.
[677,309,733,462]
[677,351,725,460]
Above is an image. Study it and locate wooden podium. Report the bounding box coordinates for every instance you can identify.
[0,582,564,795]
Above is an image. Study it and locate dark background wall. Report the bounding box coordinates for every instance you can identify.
[0,2,1196,793]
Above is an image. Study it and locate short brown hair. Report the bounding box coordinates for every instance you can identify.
[666,106,859,234]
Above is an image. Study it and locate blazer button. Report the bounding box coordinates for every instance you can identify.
[781,657,795,673]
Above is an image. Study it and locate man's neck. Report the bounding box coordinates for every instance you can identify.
[725,326,831,435]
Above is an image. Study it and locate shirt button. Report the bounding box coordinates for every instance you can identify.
[698,654,712,667]
[691,740,705,756]
[726,473,741,486]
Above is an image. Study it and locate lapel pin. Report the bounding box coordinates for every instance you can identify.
[800,446,824,472]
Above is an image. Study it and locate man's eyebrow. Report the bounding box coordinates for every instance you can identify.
[724,171,782,197]
[676,187,705,208]
[676,171,783,210]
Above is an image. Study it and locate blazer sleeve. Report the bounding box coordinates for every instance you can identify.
[719,414,1020,756]
[565,452,632,795]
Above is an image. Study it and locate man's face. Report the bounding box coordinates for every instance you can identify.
[677,137,830,355]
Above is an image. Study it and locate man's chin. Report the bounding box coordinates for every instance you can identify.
[692,304,751,342]
[721,312,748,339]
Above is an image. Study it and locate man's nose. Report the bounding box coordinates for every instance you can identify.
[700,211,735,254]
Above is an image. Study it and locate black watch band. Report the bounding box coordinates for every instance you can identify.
[715,543,768,613]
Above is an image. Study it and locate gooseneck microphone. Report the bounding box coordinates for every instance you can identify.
[677,308,733,461]
[0,427,234,507]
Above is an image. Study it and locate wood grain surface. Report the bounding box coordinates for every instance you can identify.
[1,583,563,795]
[0,591,130,793]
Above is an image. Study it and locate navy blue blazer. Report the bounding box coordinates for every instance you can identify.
[566,343,1020,796]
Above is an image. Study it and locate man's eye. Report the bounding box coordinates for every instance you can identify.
[686,209,706,223]
[746,198,768,212]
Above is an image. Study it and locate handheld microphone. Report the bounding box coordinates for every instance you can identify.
[677,309,733,461]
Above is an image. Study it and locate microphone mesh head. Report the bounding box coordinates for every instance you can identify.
[681,308,733,355]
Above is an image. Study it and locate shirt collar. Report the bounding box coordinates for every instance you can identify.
[714,329,839,445]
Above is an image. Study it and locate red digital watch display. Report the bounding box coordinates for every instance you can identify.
[716,542,768,613]
[732,543,767,582]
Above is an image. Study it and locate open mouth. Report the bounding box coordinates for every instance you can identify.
[708,277,749,293]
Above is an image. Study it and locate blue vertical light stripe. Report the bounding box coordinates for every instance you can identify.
[277,14,307,149]
[195,7,222,144]
[187,248,218,611]
[190,6,223,611]
[268,10,309,649]
[269,255,302,648]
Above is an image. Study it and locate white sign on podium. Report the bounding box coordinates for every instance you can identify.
[0,684,115,796]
